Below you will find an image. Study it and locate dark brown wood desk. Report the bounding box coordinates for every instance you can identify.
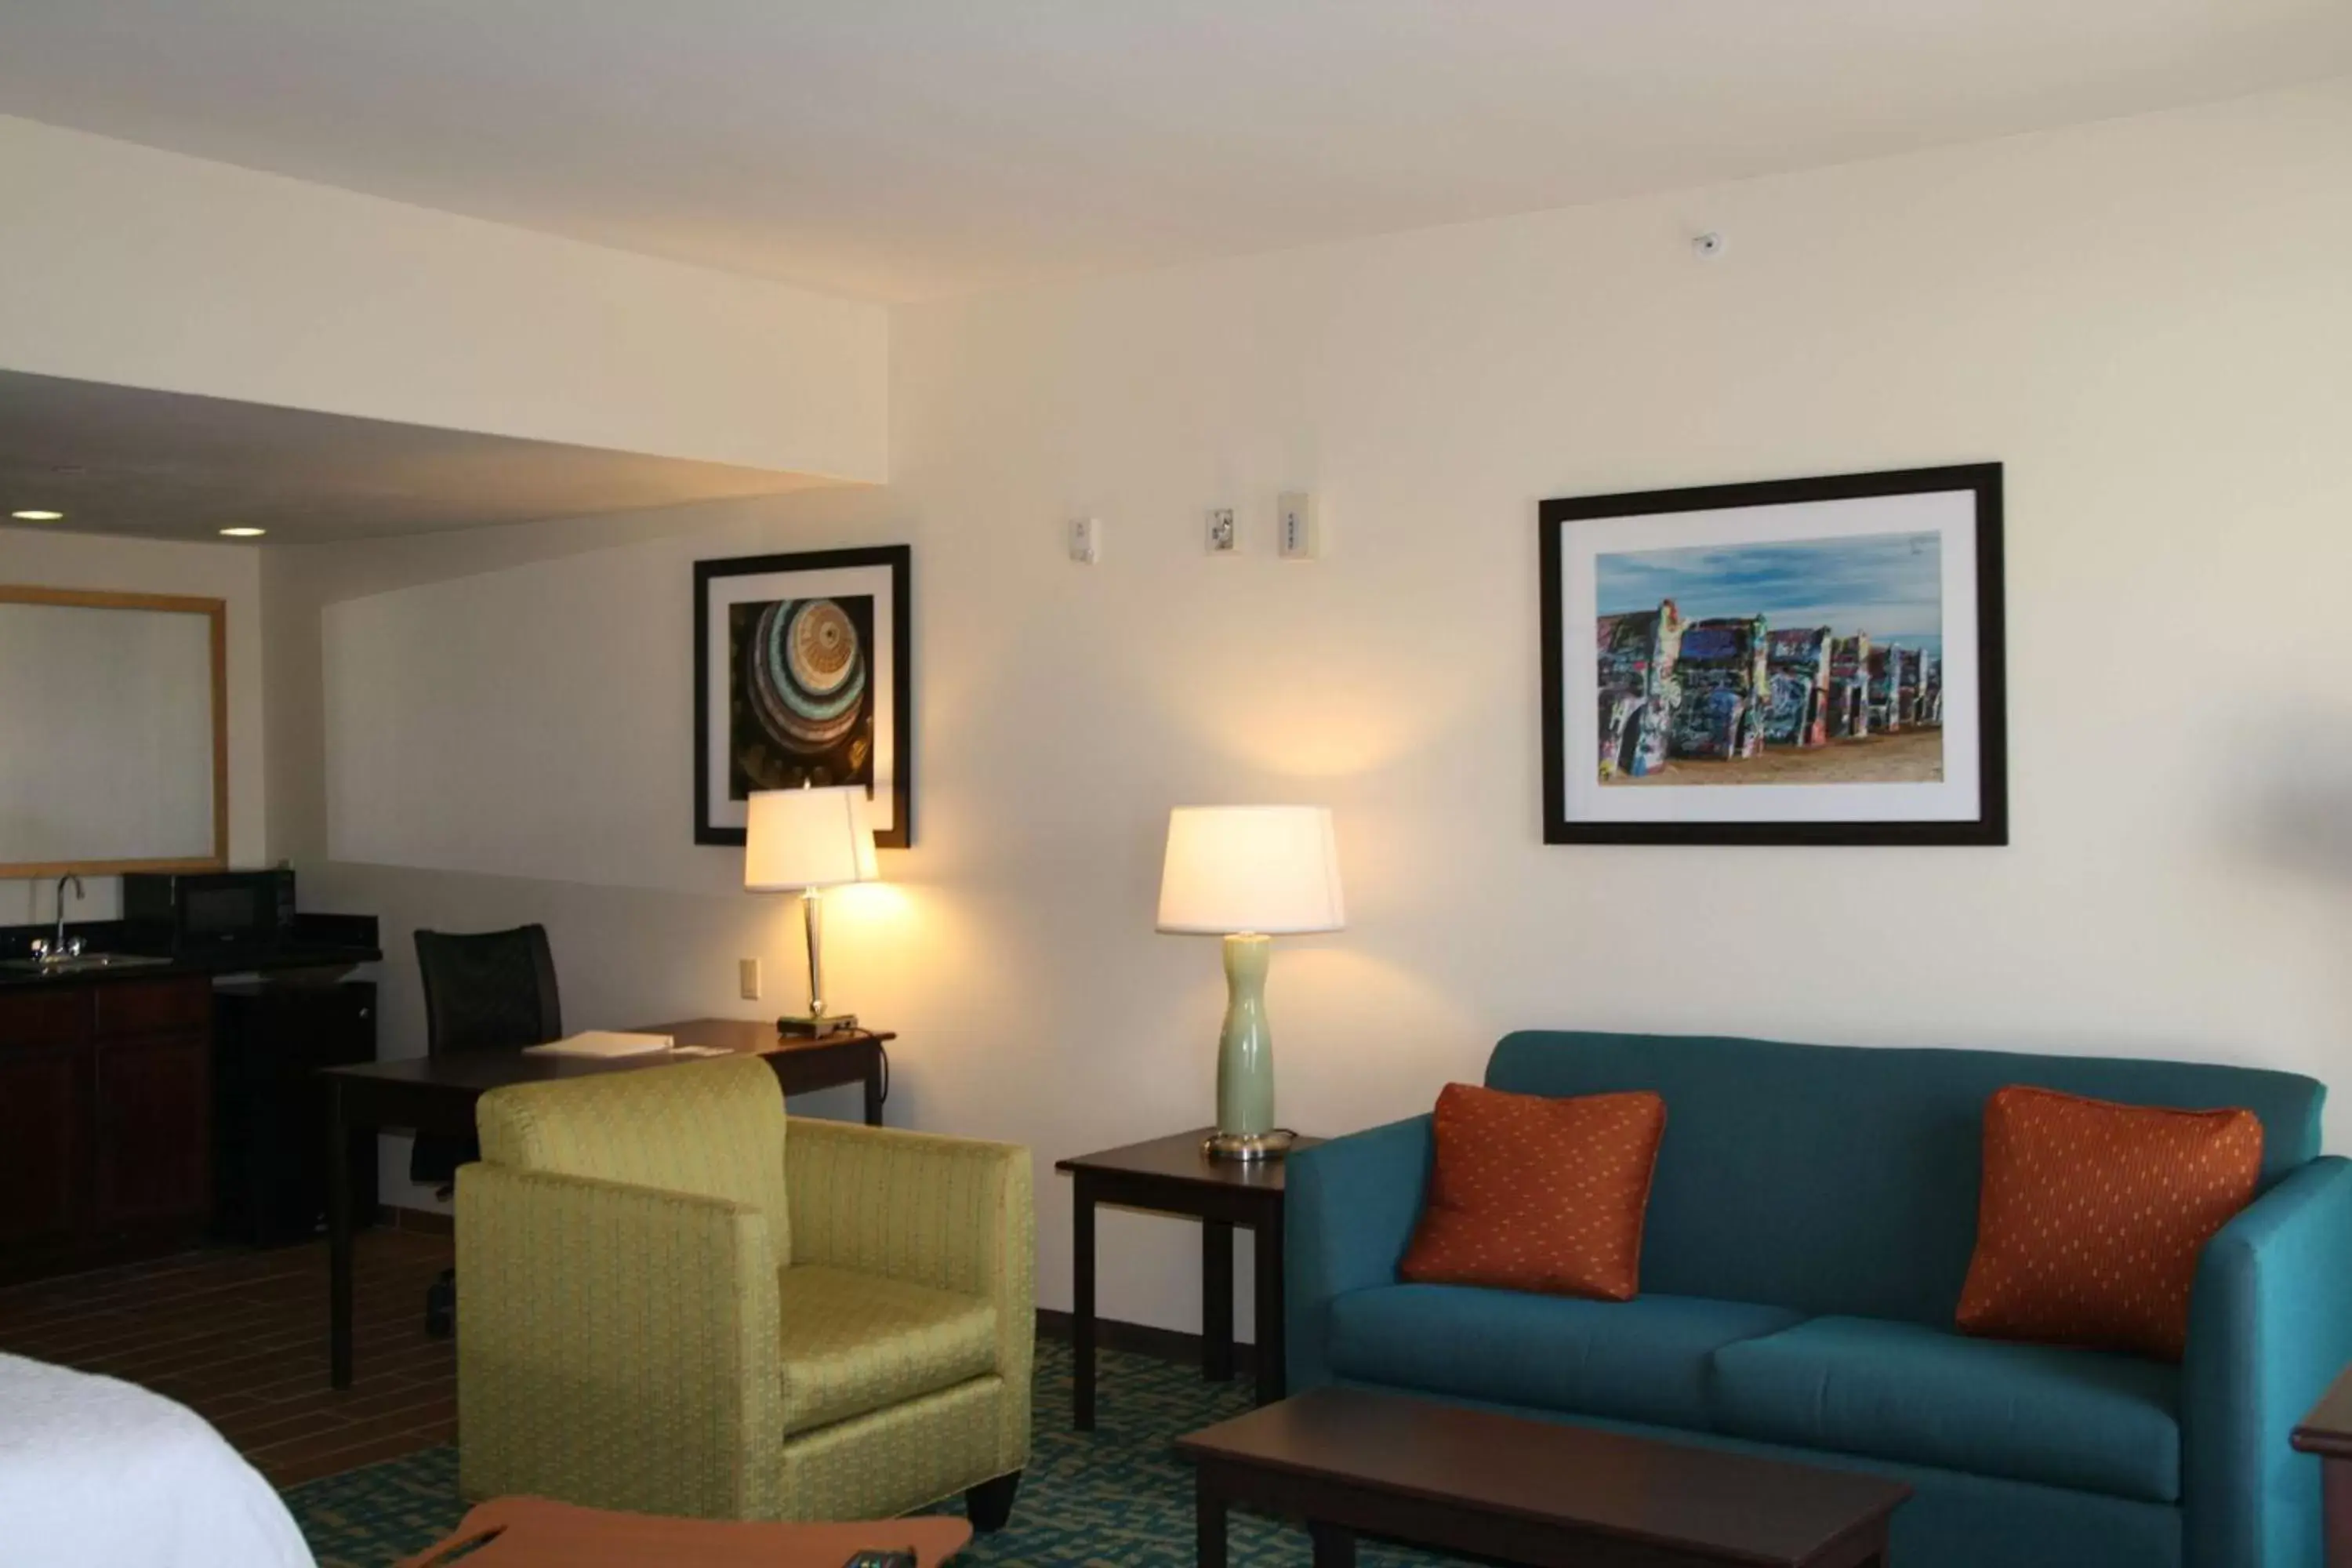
[2293,1363,2352,1564]
[321,1018,891,1388]
[1178,1387,1910,1568]
[1054,1128,1322,1428]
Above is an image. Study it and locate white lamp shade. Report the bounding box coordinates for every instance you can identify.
[743,787,879,891]
[1156,805,1345,935]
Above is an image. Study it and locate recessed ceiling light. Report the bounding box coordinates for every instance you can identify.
[10,510,64,521]
[218,527,267,538]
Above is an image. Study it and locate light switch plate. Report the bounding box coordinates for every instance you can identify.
[1206,507,1238,554]
[738,956,761,1000]
[1277,492,1320,559]
[1068,516,1101,564]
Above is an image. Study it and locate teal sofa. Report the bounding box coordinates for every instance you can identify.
[1286,1032,2352,1568]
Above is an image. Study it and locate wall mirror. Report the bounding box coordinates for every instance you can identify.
[0,586,228,876]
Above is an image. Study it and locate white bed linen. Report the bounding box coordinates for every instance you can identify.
[0,1352,314,1568]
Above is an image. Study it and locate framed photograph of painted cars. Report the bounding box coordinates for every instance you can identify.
[1539,463,2005,846]
[695,544,913,848]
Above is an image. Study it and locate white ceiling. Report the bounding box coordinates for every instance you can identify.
[1,2,2347,303]
[0,371,826,544]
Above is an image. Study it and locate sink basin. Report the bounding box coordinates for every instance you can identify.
[0,952,174,975]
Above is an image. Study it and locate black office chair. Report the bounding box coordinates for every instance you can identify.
[412,924,563,1337]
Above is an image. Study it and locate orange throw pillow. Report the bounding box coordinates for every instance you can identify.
[1957,1084,2262,1361]
[1399,1082,1666,1301]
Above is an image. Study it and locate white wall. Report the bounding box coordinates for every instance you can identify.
[266,79,2352,1338]
[2,527,267,921]
[0,115,887,482]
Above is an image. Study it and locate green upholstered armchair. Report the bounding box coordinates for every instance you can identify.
[453,1054,1033,1530]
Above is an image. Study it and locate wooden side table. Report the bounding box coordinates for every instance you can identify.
[2293,1363,2352,1564]
[1055,1128,1322,1430]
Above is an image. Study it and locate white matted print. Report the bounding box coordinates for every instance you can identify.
[1540,466,2005,845]
[695,546,912,848]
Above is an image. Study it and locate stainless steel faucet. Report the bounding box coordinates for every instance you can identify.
[51,871,83,958]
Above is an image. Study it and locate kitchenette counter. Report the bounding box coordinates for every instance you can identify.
[0,914,381,990]
[0,909,381,1281]
[0,945,383,990]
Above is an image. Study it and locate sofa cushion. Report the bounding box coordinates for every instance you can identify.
[1959,1085,2262,1360]
[777,1265,998,1436]
[1710,1316,2180,1503]
[1327,1283,1802,1431]
[1482,1030,2321,1324]
[1401,1083,1666,1301]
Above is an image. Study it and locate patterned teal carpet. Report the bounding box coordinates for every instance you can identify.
[284,1339,1457,1567]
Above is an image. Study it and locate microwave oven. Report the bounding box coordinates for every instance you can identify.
[121,868,297,956]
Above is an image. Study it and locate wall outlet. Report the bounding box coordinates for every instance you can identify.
[1068,516,1101,564]
[1205,507,1238,555]
[1277,492,1321,559]
[738,956,761,1000]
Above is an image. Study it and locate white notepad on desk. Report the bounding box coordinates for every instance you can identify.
[523,1030,675,1059]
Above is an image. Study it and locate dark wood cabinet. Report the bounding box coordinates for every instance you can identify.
[93,975,212,1038]
[0,1040,82,1247]
[93,1033,212,1227]
[0,975,212,1279]
[0,987,89,1041]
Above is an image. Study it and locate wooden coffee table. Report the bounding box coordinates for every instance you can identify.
[1177,1387,1910,1568]
[397,1496,971,1566]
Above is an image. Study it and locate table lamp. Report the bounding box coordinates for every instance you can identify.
[1156,805,1345,1162]
[745,786,878,1036]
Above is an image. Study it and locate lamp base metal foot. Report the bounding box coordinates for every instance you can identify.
[1203,1128,1298,1163]
[777,1012,858,1037]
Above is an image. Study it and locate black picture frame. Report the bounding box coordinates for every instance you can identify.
[694,544,913,849]
[1539,463,2006,847]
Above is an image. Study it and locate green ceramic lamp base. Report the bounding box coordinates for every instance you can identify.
[1210,933,1294,1161]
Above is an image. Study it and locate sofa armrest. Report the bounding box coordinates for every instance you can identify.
[2184,1154,2352,1568]
[455,1163,782,1519]
[1284,1115,1432,1391]
[785,1118,1036,1384]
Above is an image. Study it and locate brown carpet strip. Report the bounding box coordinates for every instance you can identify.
[0,1230,456,1487]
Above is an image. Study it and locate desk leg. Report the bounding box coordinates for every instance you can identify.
[328,1080,354,1390]
[862,1040,886,1127]
[1253,1207,1285,1406]
[1308,1523,1356,1568]
[2325,1458,2352,1568]
[1202,1220,1234,1383]
[1073,1173,1097,1431]
[1196,1474,1229,1568]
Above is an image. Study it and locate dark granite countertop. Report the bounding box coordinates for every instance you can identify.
[0,913,380,991]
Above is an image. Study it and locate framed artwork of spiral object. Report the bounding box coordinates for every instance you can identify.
[695,544,913,848]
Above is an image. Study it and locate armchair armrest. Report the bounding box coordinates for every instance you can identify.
[2185,1155,2352,1568]
[1284,1115,1432,1391]
[785,1119,1036,1383]
[455,1163,782,1519]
